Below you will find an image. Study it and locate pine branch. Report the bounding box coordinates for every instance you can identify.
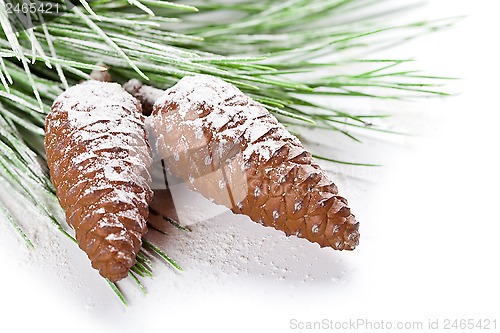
[0,0,454,303]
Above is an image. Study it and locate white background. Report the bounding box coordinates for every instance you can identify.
[1,1,499,332]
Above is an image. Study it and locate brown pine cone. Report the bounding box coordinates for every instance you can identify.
[151,75,360,250]
[45,81,153,282]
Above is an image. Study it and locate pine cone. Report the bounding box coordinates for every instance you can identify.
[151,75,360,250]
[45,81,153,281]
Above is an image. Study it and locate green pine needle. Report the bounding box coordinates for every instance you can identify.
[0,204,34,248]
[312,154,382,167]
[139,0,198,12]
[143,239,183,272]
[106,279,127,306]
[129,271,148,294]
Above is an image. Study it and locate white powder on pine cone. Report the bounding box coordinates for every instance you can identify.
[153,74,300,165]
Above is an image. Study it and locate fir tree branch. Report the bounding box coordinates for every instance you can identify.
[0,0,454,303]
